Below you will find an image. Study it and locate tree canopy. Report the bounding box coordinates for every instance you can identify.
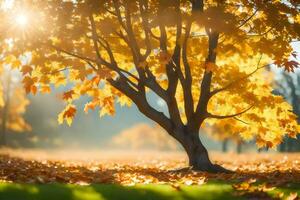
[0,0,299,171]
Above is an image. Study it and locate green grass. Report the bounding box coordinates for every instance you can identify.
[0,182,299,200]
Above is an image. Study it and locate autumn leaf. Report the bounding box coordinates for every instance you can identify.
[63,90,75,101]
[21,65,33,75]
[53,76,67,87]
[158,51,171,65]
[39,75,50,84]
[286,192,298,200]
[11,60,22,69]
[84,101,97,113]
[31,85,38,95]
[99,106,114,117]
[283,61,299,72]
[3,55,17,65]
[40,85,51,94]
[22,76,37,94]
[205,62,217,72]
[58,105,77,126]
[91,75,101,86]
[63,106,77,118]
[118,96,132,107]
[275,60,300,72]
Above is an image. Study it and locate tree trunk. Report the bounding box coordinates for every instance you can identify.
[175,130,231,173]
[0,101,8,146]
[0,130,6,146]
[287,138,294,152]
[0,73,10,147]
[222,139,228,152]
[278,138,286,152]
[236,142,242,154]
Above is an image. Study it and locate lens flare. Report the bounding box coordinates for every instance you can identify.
[15,14,28,27]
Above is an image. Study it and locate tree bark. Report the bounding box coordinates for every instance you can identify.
[236,142,242,154]
[0,72,10,147]
[174,129,231,173]
[222,139,228,152]
[0,129,6,146]
[278,139,286,152]
[0,96,8,147]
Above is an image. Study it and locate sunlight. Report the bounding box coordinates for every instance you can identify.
[15,14,28,27]
[1,0,14,10]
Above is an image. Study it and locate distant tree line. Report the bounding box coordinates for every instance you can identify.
[274,71,300,152]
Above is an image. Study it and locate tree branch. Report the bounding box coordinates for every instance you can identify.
[49,44,96,64]
[48,44,99,72]
[138,0,152,60]
[89,14,106,65]
[181,19,194,122]
[237,9,258,29]
[194,31,219,128]
[152,1,183,127]
[207,105,254,119]
[210,62,268,97]
[234,117,250,125]
[108,77,173,133]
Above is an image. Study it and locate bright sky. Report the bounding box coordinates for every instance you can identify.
[1,0,13,10]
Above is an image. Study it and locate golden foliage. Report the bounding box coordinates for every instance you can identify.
[0,0,298,148]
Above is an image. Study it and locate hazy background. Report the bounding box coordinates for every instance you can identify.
[13,91,222,151]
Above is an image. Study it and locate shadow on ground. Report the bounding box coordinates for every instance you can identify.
[0,182,239,200]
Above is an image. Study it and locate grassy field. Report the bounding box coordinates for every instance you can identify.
[0,182,248,200]
[0,182,300,200]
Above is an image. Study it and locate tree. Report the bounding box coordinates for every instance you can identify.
[274,71,300,152]
[0,68,31,146]
[1,0,300,172]
[203,119,245,153]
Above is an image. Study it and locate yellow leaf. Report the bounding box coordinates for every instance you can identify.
[58,105,77,126]
[118,96,132,107]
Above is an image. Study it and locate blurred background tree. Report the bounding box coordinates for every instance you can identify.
[111,123,178,151]
[0,67,31,146]
[274,70,300,152]
[204,119,246,153]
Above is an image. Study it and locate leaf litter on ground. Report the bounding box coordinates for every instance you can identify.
[0,149,299,199]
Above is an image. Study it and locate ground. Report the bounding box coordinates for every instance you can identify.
[0,149,299,199]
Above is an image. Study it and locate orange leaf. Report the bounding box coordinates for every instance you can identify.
[63,90,75,101]
[84,101,97,113]
[40,85,51,94]
[63,106,77,119]
[22,76,37,94]
[205,62,217,72]
[91,76,101,86]
[21,65,33,75]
